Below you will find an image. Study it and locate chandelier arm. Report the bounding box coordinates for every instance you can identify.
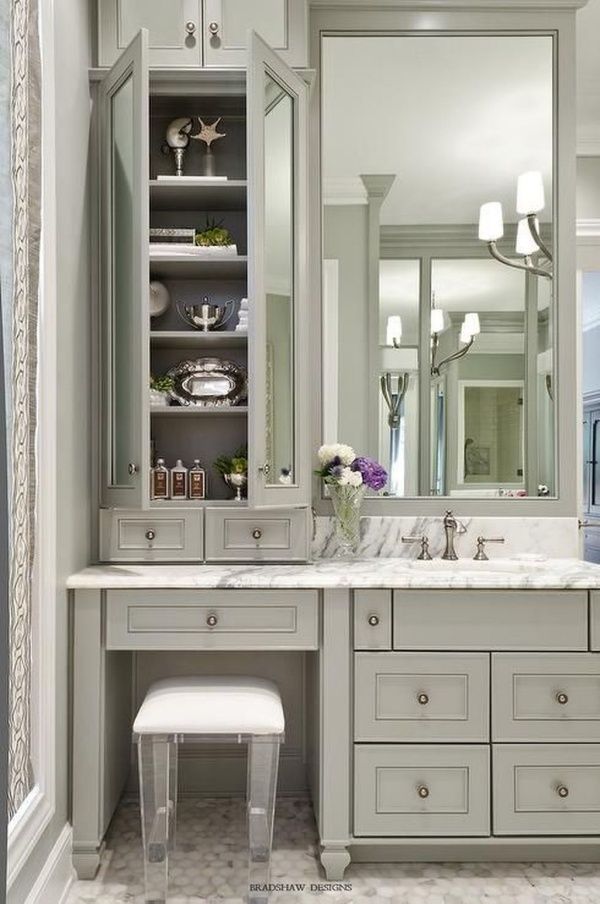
[527,214,553,262]
[487,242,552,280]
[431,337,474,376]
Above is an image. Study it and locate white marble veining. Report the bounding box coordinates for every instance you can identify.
[312,516,580,560]
[67,556,600,590]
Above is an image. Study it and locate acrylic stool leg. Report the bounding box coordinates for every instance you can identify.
[138,735,177,904]
[247,736,280,904]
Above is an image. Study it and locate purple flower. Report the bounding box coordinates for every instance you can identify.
[351,456,388,491]
[329,464,344,480]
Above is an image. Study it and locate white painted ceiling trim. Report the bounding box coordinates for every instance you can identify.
[577,218,600,237]
[323,177,368,206]
[577,139,600,156]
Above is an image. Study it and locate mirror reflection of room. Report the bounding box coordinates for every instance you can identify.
[321,34,555,499]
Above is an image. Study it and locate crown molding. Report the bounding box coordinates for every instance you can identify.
[577,139,600,157]
[323,177,368,205]
[577,218,600,238]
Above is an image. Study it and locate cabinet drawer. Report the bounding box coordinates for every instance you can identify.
[99,509,203,563]
[355,652,489,742]
[105,589,318,650]
[393,590,587,651]
[354,591,391,650]
[354,744,490,837]
[493,653,600,741]
[205,508,309,562]
[493,744,600,835]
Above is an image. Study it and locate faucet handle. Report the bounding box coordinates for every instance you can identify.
[402,535,433,561]
[473,536,505,561]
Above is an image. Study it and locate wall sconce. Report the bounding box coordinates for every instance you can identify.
[386,315,403,348]
[478,170,552,280]
[430,300,480,376]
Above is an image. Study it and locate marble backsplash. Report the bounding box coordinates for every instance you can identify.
[312,516,581,560]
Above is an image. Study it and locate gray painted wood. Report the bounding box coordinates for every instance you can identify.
[203,0,308,68]
[318,589,352,880]
[99,508,203,562]
[354,652,489,743]
[354,744,490,837]
[591,591,600,649]
[392,590,588,651]
[353,589,392,650]
[105,588,319,650]
[492,653,600,742]
[493,744,600,835]
[205,506,309,561]
[97,1,203,68]
[349,837,600,863]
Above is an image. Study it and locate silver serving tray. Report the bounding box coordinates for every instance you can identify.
[167,357,247,407]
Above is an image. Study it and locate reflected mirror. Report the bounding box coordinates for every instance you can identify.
[321,34,555,498]
[264,73,295,486]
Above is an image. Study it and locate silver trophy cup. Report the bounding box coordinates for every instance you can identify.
[176,299,236,332]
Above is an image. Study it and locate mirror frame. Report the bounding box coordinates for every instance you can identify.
[309,6,578,516]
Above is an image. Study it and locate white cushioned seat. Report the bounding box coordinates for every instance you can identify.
[133,676,285,736]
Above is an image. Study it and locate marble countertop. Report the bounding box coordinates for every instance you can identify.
[66,557,600,590]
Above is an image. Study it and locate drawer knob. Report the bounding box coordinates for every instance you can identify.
[417,692,429,706]
[367,614,379,627]
[252,528,263,541]
[185,20,197,35]
[206,614,218,628]
[145,529,156,542]
[556,692,569,705]
[416,785,430,799]
[208,21,220,35]
[556,785,569,799]
[128,462,139,475]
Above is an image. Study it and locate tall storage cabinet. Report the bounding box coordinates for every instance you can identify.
[97,29,311,562]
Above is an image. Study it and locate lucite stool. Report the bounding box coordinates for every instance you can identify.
[133,676,285,904]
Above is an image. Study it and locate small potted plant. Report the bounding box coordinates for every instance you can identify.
[194,218,237,256]
[315,444,388,556]
[149,375,174,408]
[214,446,248,501]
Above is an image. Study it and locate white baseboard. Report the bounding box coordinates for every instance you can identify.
[23,824,74,904]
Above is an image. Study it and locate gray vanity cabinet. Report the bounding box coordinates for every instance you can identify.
[97,0,308,69]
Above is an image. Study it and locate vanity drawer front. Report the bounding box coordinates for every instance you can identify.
[355,652,489,742]
[354,744,490,837]
[492,653,600,741]
[99,509,203,562]
[354,591,392,650]
[105,589,318,650]
[493,744,600,835]
[205,508,309,562]
[392,591,587,651]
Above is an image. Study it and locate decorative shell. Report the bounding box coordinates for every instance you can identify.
[165,117,193,149]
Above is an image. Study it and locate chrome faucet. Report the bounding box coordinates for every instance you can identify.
[442,510,466,560]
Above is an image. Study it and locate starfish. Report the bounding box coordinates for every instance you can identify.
[192,117,226,148]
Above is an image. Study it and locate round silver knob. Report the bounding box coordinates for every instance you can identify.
[208,21,219,35]
[417,693,429,706]
[128,462,139,475]
[417,785,430,799]
[556,692,569,705]
[367,614,379,627]
[556,785,569,798]
[145,529,156,542]
[185,20,196,35]
[252,529,263,541]
[206,614,218,628]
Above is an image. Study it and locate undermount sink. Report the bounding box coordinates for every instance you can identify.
[405,557,548,573]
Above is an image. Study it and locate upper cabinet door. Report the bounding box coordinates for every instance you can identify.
[99,30,149,508]
[204,1,307,68]
[248,32,310,508]
[98,1,202,68]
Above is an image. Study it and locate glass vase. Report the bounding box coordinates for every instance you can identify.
[329,484,366,557]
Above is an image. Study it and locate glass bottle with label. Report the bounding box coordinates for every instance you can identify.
[151,458,169,500]
[170,459,188,500]
[189,459,206,499]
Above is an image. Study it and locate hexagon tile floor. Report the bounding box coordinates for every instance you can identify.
[66,798,600,904]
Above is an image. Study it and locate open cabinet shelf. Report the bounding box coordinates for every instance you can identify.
[149,254,248,280]
[149,179,248,211]
[151,406,249,417]
[150,331,247,349]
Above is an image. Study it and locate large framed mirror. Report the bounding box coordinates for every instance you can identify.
[321,33,555,500]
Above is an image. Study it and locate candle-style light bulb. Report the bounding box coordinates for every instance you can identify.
[478,202,504,242]
[463,312,481,336]
[516,217,539,255]
[431,307,445,335]
[516,170,545,215]
[386,315,402,347]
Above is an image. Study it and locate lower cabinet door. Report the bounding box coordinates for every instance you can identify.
[354,744,490,837]
[493,744,600,835]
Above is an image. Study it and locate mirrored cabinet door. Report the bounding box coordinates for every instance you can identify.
[247,31,309,507]
[100,29,149,507]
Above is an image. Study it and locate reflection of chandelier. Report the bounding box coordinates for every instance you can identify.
[430,296,480,376]
[478,170,553,280]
